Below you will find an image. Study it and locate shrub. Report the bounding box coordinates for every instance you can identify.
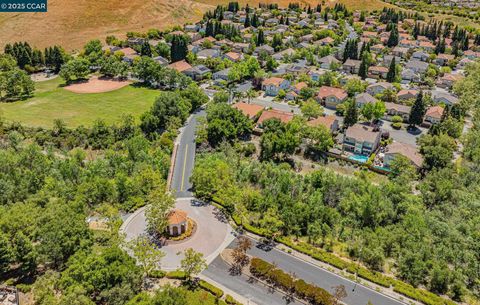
[392,122,402,129]
[225,294,243,305]
[149,270,166,278]
[165,270,186,279]
[199,279,224,298]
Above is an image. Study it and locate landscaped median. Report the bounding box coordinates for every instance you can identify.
[250,257,335,305]
[213,197,457,305]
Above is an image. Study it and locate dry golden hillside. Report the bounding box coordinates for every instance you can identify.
[0,0,393,50]
[0,0,213,50]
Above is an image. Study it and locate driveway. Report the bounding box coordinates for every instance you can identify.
[121,198,235,270]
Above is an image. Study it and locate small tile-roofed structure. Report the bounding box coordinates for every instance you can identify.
[257,109,294,126]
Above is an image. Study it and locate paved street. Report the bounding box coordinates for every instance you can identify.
[203,238,406,305]
[171,109,206,198]
[204,256,303,305]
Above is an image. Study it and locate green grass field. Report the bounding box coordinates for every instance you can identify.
[0,77,160,128]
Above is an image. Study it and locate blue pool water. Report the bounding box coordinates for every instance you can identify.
[348,154,369,163]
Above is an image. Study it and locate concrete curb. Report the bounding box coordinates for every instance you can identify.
[166,143,179,190]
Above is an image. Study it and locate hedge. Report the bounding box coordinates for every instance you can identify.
[212,198,457,305]
[225,294,243,305]
[149,270,166,278]
[249,258,334,305]
[199,280,224,298]
[165,270,187,280]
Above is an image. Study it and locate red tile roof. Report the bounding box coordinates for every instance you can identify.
[167,210,187,225]
[317,86,348,100]
[232,102,264,119]
[257,109,294,125]
[168,60,192,72]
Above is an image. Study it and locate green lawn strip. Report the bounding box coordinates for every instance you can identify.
[213,197,456,305]
[0,79,159,128]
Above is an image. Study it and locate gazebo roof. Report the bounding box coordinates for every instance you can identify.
[167,209,187,225]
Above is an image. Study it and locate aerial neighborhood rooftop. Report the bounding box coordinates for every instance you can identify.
[96,2,474,173]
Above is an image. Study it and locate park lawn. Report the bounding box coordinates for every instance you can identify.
[0,78,160,128]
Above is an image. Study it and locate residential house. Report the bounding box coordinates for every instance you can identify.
[168,60,193,73]
[256,109,294,127]
[262,77,291,96]
[254,45,275,55]
[405,59,429,74]
[196,48,220,60]
[272,48,295,60]
[419,41,435,52]
[431,90,459,106]
[309,69,327,82]
[343,124,381,156]
[397,89,418,101]
[424,106,444,124]
[384,142,423,168]
[153,56,169,66]
[318,55,340,69]
[435,54,455,66]
[401,68,421,83]
[232,102,264,120]
[436,73,463,89]
[343,59,361,74]
[366,82,394,96]
[355,92,377,108]
[184,65,211,80]
[307,115,339,133]
[118,47,138,64]
[384,102,411,121]
[317,86,348,108]
[371,44,385,54]
[368,66,389,79]
[412,51,430,62]
[223,51,242,62]
[212,68,231,82]
[392,46,409,58]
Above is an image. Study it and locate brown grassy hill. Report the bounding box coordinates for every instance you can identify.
[0,0,393,51]
[0,0,212,50]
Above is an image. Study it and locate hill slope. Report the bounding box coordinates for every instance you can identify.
[0,0,394,50]
[0,0,213,50]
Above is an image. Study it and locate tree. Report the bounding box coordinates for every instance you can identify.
[179,83,209,110]
[145,188,175,236]
[83,39,103,65]
[231,236,252,274]
[206,103,253,146]
[386,57,396,83]
[128,236,165,277]
[408,91,425,128]
[99,56,128,78]
[332,285,347,305]
[358,55,368,79]
[0,68,35,101]
[418,133,456,170]
[140,91,192,135]
[260,119,301,161]
[59,58,90,83]
[303,124,334,152]
[180,248,207,281]
[343,100,358,127]
[301,99,323,120]
[170,35,188,62]
[387,24,399,47]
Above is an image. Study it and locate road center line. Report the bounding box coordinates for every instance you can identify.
[180,143,188,191]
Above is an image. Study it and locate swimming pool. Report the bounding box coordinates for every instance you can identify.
[348,154,369,163]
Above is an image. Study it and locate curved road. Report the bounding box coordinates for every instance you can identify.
[168,99,409,305]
